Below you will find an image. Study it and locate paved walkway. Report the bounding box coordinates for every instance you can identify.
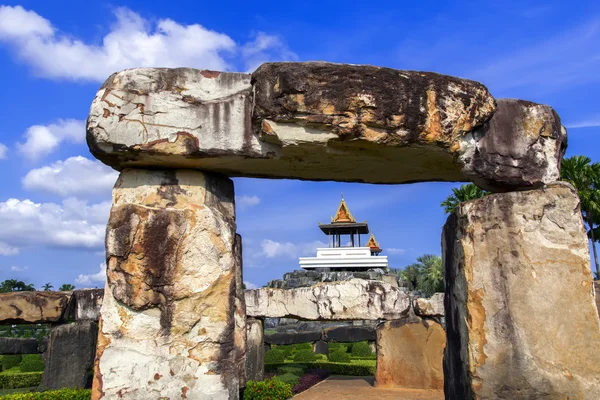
[293,376,444,399]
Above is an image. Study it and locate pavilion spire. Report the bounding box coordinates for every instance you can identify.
[331,196,356,223]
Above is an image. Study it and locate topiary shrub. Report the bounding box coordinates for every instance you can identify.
[292,349,317,362]
[19,354,45,372]
[294,343,312,351]
[276,366,304,375]
[328,343,348,354]
[351,342,372,357]
[0,388,91,399]
[275,345,295,358]
[328,349,350,363]
[1,355,23,370]
[274,372,300,386]
[243,377,293,400]
[0,372,43,389]
[264,349,286,364]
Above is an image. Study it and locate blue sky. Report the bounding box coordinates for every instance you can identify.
[0,1,598,289]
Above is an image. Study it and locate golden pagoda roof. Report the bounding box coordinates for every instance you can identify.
[367,233,382,252]
[331,197,356,223]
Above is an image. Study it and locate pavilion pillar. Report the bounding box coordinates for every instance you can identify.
[92,169,240,400]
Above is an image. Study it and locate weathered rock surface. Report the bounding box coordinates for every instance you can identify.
[375,318,445,390]
[39,321,98,390]
[324,326,376,342]
[443,182,600,399]
[594,280,600,318]
[245,319,264,382]
[264,331,322,345]
[0,291,71,323]
[0,337,39,355]
[92,169,239,400]
[314,340,328,355]
[460,98,567,192]
[414,293,444,318]
[69,289,104,321]
[233,234,247,388]
[245,279,410,320]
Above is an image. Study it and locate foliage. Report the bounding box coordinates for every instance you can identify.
[0,356,23,371]
[273,372,300,386]
[0,372,43,389]
[243,377,293,400]
[0,388,91,399]
[273,345,295,358]
[398,254,444,296]
[561,156,600,275]
[58,284,76,291]
[350,342,372,357]
[41,283,53,291]
[294,343,312,351]
[441,183,487,214]
[276,366,305,375]
[327,342,348,353]
[264,349,286,364]
[292,369,330,394]
[19,355,45,373]
[266,360,376,376]
[0,280,35,293]
[328,349,350,363]
[292,349,317,362]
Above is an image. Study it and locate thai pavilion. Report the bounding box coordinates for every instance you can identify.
[298,198,389,271]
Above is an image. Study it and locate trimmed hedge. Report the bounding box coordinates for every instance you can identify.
[292,349,317,362]
[276,366,304,375]
[266,360,376,376]
[243,377,292,400]
[0,355,23,371]
[351,342,372,357]
[264,349,286,364]
[19,355,45,373]
[294,343,312,351]
[0,388,91,399]
[274,345,295,358]
[274,372,300,386]
[328,349,350,363]
[0,372,43,389]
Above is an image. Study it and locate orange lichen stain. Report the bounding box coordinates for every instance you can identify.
[117,306,133,326]
[103,109,111,118]
[467,287,488,372]
[200,70,220,78]
[320,103,336,115]
[170,369,175,376]
[289,93,306,112]
[181,386,189,399]
[274,76,280,92]
[562,369,573,380]
[423,89,443,143]
[136,132,199,155]
[91,321,111,400]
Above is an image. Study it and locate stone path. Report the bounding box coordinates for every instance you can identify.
[293,376,444,399]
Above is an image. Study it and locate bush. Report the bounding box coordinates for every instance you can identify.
[292,369,330,394]
[275,345,295,358]
[328,343,348,354]
[292,349,317,362]
[274,372,300,386]
[328,349,350,363]
[294,343,312,351]
[1,355,23,370]
[19,355,45,372]
[276,366,304,375]
[0,388,91,399]
[264,349,286,364]
[0,372,43,389]
[351,342,372,357]
[266,360,375,376]
[243,377,293,400]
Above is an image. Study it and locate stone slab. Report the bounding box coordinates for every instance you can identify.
[264,331,322,345]
[245,279,410,320]
[323,326,376,342]
[245,319,264,382]
[0,337,39,355]
[414,293,444,318]
[314,340,328,355]
[70,289,104,321]
[443,182,600,399]
[0,291,71,324]
[375,318,445,390]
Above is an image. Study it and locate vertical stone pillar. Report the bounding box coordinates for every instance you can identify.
[92,169,239,399]
[245,318,264,382]
[233,234,247,389]
[443,183,600,399]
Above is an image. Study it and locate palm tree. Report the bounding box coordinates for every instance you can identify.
[561,156,600,277]
[0,279,35,292]
[415,255,444,297]
[59,284,76,291]
[441,183,487,214]
[41,283,53,291]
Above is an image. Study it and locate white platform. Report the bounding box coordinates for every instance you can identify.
[299,247,388,270]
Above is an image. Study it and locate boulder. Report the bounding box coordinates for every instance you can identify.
[233,234,247,388]
[92,169,239,400]
[414,293,444,318]
[245,279,410,320]
[39,321,98,390]
[0,291,71,323]
[460,98,567,192]
[594,281,600,318]
[245,319,264,382]
[443,182,600,399]
[323,326,376,342]
[375,318,445,390]
[264,331,322,345]
[69,289,104,321]
[0,338,39,355]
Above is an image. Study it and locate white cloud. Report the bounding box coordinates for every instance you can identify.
[565,117,600,129]
[0,143,7,159]
[244,281,258,290]
[0,6,296,81]
[75,262,106,286]
[236,195,261,210]
[242,32,298,72]
[259,239,327,259]
[17,119,85,161]
[0,198,109,253]
[23,156,118,196]
[0,242,19,256]
[11,266,28,272]
[386,248,406,255]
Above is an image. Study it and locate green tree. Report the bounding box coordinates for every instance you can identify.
[561,156,600,276]
[41,282,53,291]
[0,279,36,293]
[59,284,76,291]
[397,255,444,297]
[441,183,487,214]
